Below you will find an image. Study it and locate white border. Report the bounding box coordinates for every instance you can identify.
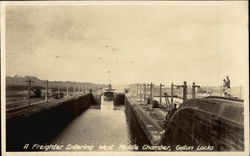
[1,1,249,156]
[1,2,7,155]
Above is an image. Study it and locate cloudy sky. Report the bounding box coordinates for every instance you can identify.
[5,2,248,86]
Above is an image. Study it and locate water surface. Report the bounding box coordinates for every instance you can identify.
[50,96,150,151]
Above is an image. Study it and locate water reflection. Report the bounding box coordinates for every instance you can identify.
[101,95,114,111]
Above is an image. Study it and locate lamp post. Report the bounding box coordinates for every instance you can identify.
[192,82,200,98]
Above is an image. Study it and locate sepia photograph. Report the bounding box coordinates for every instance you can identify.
[1,1,249,156]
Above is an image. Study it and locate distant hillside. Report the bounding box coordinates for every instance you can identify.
[6,76,108,91]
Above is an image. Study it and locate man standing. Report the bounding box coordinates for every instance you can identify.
[223,79,227,97]
[226,76,231,97]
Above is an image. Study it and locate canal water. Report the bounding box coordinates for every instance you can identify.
[50,95,150,151]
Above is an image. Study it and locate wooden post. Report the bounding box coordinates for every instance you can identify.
[147,83,150,99]
[192,83,195,98]
[77,82,78,94]
[77,82,80,94]
[143,83,146,102]
[26,78,34,106]
[192,82,200,98]
[160,83,164,105]
[189,85,192,98]
[183,81,187,102]
[45,80,48,102]
[176,81,187,102]
[58,81,60,98]
[139,84,142,101]
[136,83,138,98]
[66,82,69,96]
[73,82,76,95]
[85,83,88,93]
[150,82,153,104]
[171,83,174,106]
[76,82,78,94]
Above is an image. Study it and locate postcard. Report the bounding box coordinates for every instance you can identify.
[1,1,249,156]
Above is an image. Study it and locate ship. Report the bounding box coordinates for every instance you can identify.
[103,84,115,101]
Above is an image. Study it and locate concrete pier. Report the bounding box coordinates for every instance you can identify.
[124,93,244,151]
[125,95,166,145]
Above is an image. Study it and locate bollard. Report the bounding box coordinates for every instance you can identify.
[45,80,48,102]
[26,78,34,106]
[192,82,200,98]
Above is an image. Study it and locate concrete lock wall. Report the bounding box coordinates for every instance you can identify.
[91,93,102,106]
[113,93,125,106]
[124,96,151,150]
[6,93,99,151]
[124,95,244,151]
[163,97,244,151]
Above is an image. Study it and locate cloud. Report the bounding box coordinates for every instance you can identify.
[5,3,248,86]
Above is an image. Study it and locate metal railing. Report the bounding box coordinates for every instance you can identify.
[6,78,107,111]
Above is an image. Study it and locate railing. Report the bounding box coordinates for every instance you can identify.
[129,81,243,109]
[6,77,108,111]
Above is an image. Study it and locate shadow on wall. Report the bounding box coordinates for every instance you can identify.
[113,93,125,106]
[6,93,100,151]
[163,97,244,151]
[124,97,151,151]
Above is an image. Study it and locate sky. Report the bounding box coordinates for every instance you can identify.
[4,2,248,86]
